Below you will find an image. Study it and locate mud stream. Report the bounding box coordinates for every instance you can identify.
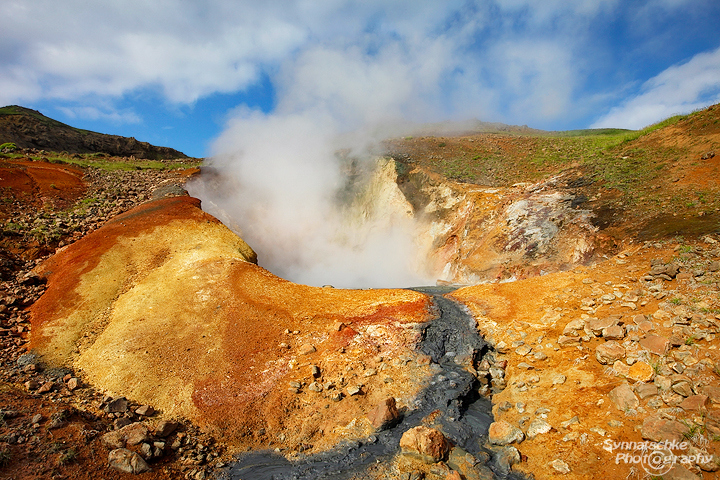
[223,289,527,479]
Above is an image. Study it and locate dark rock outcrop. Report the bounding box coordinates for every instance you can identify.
[0,105,188,159]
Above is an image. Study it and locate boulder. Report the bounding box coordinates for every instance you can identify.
[399,426,451,463]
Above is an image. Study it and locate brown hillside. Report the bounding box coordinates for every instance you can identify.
[0,105,189,160]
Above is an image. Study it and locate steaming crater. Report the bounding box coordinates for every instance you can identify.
[188,154,601,289]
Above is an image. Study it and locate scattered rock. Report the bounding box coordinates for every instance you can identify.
[641,415,687,443]
[106,397,128,413]
[108,448,151,474]
[627,361,654,382]
[596,341,626,364]
[154,420,179,438]
[679,394,708,412]
[635,383,658,399]
[608,383,639,412]
[399,426,450,463]
[298,344,316,355]
[37,381,55,394]
[526,419,552,439]
[488,420,524,445]
[549,459,570,474]
[135,405,155,416]
[24,379,39,390]
[367,397,400,430]
[640,334,670,356]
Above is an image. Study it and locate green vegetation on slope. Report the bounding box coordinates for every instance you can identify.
[0,151,200,171]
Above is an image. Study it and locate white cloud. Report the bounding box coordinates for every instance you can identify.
[592,46,720,129]
[57,105,141,124]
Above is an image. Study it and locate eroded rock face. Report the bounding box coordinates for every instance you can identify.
[392,162,601,284]
[29,196,435,452]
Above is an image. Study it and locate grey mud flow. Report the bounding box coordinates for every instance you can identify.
[222,288,528,480]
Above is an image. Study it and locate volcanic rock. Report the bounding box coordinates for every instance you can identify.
[399,426,451,463]
[488,420,524,445]
[108,448,151,474]
[608,383,639,411]
[367,397,400,430]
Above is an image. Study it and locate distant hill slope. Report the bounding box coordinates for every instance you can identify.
[0,105,189,159]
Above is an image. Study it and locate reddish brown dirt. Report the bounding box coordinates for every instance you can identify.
[452,239,720,480]
[0,160,85,214]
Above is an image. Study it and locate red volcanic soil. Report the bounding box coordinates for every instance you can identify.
[0,160,85,214]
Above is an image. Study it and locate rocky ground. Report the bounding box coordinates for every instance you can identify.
[0,152,221,479]
[452,236,720,479]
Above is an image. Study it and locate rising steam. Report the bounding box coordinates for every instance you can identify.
[186,41,463,288]
[187,108,433,288]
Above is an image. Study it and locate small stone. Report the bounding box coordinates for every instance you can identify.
[596,341,626,364]
[399,426,450,463]
[66,378,79,390]
[526,419,552,439]
[108,448,151,474]
[612,360,630,376]
[140,442,152,459]
[347,386,361,396]
[307,382,323,392]
[672,381,693,397]
[679,394,708,412]
[106,397,128,413]
[533,351,548,360]
[114,417,132,429]
[37,381,55,394]
[367,397,400,430]
[549,459,570,474]
[492,446,521,476]
[30,413,43,424]
[560,416,579,429]
[562,319,585,335]
[25,380,40,390]
[640,334,670,355]
[154,420,179,438]
[552,374,567,385]
[588,317,617,336]
[702,385,720,404]
[298,344,316,355]
[627,362,654,382]
[557,335,581,346]
[515,345,532,356]
[635,383,658,399]
[488,420,524,445]
[124,423,150,446]
[135,405,155,416]
[603,325,625,340]
[641,416,687,443]
[609,383,639,411]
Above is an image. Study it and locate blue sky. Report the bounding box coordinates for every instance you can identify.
[2,0,720,158]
